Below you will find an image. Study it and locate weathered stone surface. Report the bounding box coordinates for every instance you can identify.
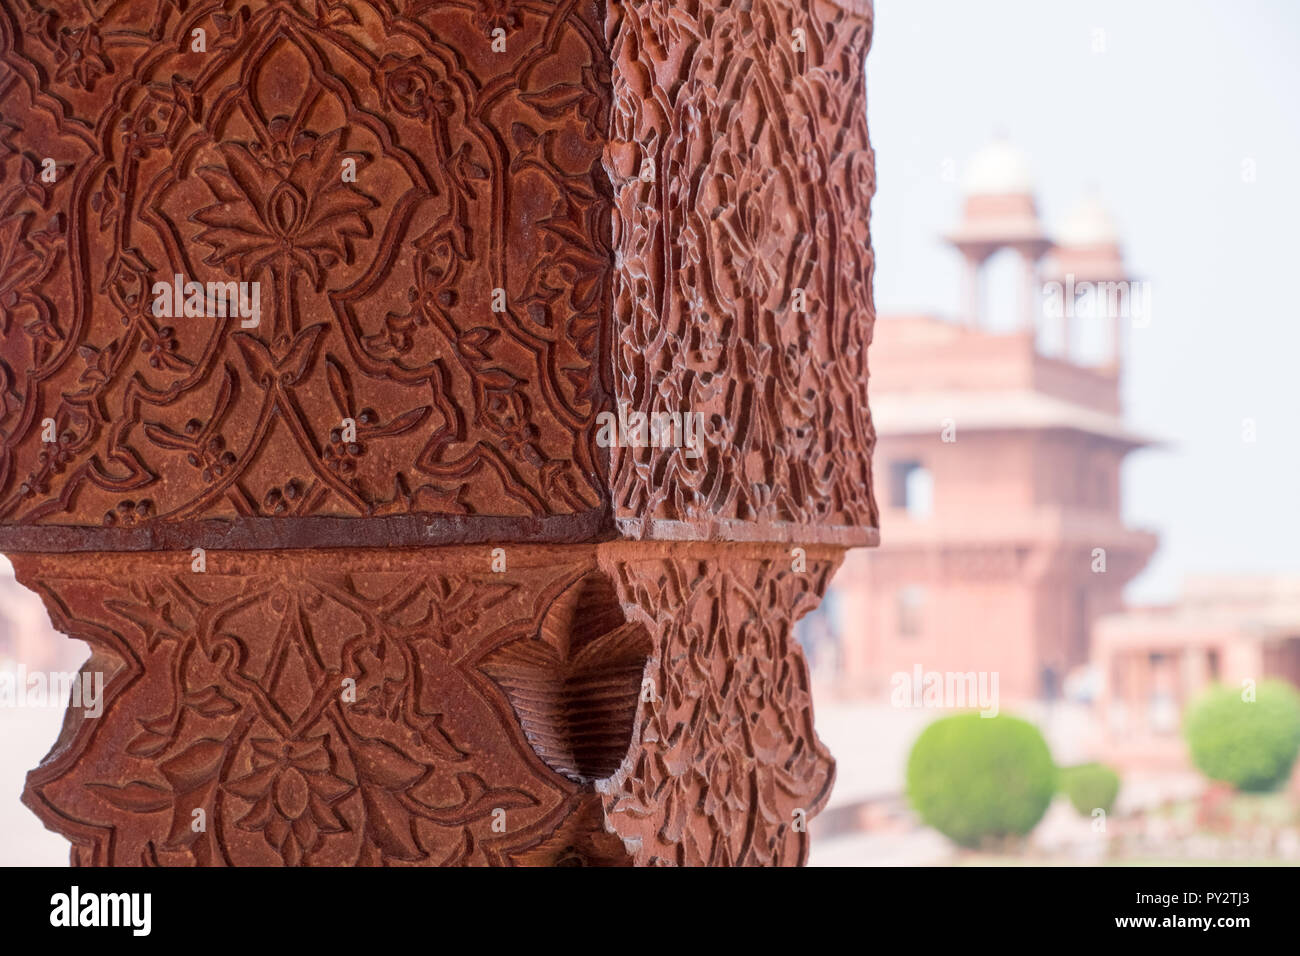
[0,0,876,549]
[0,0,615,541]
[1,0,875,866]
[15,543,838,866]
[606,0,878,543]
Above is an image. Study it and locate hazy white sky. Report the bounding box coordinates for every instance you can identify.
[866,0,1300,602]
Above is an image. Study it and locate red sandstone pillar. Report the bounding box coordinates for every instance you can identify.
[0,0,876,866]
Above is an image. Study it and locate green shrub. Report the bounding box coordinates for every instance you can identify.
[1183,681,1300,792]
[906,713,1056,849]
[1059,762,1120,816]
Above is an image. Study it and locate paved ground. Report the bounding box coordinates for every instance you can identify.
[810,828,952,866]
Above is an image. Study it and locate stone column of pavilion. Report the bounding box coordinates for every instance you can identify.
[944,138,1053,332]
[0,0,877,866]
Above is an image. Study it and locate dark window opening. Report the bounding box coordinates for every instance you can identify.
[889,460,933,519]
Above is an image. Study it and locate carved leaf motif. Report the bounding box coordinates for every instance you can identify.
[183,684,240,717]
[347,734,433,862]
[425,772,538,821]
[127,727,175,759]
[315,0,359,28]
[105,588,184,649]
[160,738,226,793]
[366,406,431,440]
[234,324,326,388]
[351,735,426,791]
[481,572,651,782]
[356,785,423,862]
[87,781,173,812]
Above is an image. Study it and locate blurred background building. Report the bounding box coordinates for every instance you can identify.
[830,138,1159,704]
[2,0,1300,868]
[1095,575,1300,770]
[804,127,1300,864]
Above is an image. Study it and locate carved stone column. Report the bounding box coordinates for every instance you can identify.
[0,0,876,866]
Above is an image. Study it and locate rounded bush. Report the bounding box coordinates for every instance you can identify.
[1059,762,1120,816]
[1184,681,1300,792]
[906,713,1056,849]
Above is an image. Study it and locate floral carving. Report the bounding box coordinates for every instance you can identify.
[15,544,838,867]
[377,54,454,122]
[225,736,355,867]
[0,212,55,336]
[17,549,592,866]
[193,124,376,293]
[599,549,839,866]
[0,0,874,543]
[2,0,875,869]
[0,0,613,528]
[607,0,878,539]
[55,25,112,91]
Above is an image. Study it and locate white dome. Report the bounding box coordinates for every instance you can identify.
[1058,194,1120,246]
[962,139,1034,196]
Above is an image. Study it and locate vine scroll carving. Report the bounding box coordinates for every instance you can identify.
[0,0,876,866]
